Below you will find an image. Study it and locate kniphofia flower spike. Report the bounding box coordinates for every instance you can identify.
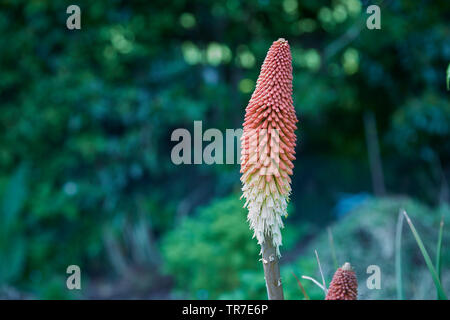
[240,38,298,256]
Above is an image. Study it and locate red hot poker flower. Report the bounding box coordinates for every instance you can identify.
[325,262,358,300]
[240,38,298,256]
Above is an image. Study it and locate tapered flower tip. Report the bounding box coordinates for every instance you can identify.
[240,38,298,256]
[325,262,358,300]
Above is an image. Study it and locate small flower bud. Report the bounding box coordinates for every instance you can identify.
[325,262,358,300]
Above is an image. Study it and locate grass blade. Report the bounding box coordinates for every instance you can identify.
[327,227,339,270]
[447,63,450,91]
[395,211,405,300]
[291,271,310,300]
[314,250,327,294]
[402,209,448,300]
[301,275,326,293]
[436,217,444,283]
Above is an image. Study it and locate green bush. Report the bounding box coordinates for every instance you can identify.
[162,195,261,299]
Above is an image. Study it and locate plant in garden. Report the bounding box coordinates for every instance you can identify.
[240,38,298,300]
[325,262,358,300]
[401,209,447,300]
[299,251,357,300]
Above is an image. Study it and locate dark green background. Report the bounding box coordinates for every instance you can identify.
[0,0,449,299]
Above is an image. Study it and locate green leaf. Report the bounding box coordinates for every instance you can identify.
[436,217,444,283]
[1,164,29,233]
[395,211,405,300]
[402,210,447,300]
[447,63,450,91]
[0,235,26,284]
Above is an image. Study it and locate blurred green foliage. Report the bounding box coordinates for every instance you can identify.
[162,196,259,299]
[291,197,450,299]
[162,196,450,299]
[0,165,28,285]
[0,0,449,298]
